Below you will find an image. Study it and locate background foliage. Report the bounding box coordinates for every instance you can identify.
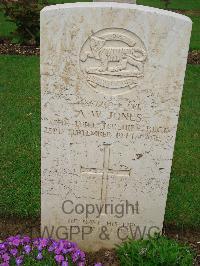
[1,0,47,45]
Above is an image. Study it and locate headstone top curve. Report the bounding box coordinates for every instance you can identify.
[41,2,192,24]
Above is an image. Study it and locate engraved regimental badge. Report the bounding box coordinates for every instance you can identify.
[80,28,147,95]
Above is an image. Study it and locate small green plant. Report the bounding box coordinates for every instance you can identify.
[1,0,47,45]
[116,234,195,266]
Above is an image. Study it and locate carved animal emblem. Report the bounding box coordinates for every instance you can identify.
[80,28,148,93]
[80,36,147,75]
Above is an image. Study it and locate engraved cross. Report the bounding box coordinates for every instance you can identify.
[81,144,131,204]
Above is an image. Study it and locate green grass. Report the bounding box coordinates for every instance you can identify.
[0,55,40,217]
[0,56,199,230]
[137,0,200,10]
[165,65,200,228]
[189,16,200,50]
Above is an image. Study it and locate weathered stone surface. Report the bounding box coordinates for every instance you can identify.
[41,3,191,251]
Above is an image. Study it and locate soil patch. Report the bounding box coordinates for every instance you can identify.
[0,217,199,265]
[86,249,120,266]
[0,216,40,240]
[164,224,200,266]
[0,39,39,56]
[171,9,200,16]
[188,50,200,64]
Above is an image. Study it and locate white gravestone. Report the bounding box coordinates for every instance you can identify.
[41,3,191,251]
[94,0,136,3]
